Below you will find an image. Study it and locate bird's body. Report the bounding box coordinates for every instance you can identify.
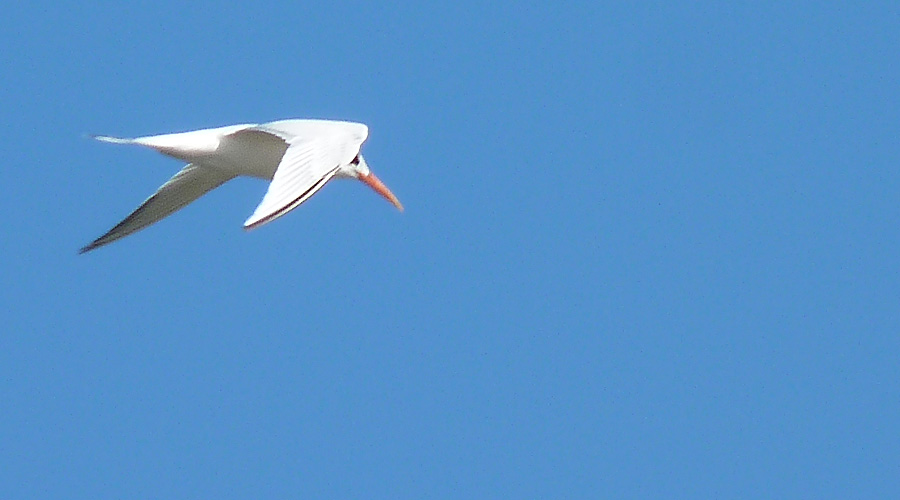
[81,119,402,253]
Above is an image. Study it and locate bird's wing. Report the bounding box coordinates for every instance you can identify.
[261,119,368,147]
[80,164,234,253]
[242,137,343,230]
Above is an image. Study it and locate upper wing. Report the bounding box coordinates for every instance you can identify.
[80,164,234,253]
[261,119,368,147]
[242,138,342,229]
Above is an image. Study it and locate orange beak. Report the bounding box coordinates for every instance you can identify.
[359,171,404,212]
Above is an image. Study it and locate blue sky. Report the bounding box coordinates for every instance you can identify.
[2,1,899,498]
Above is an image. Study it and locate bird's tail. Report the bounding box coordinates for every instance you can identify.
[89,134,136,144]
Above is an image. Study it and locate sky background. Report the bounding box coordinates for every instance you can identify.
[2,1,899,498]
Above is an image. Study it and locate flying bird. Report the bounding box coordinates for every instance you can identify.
[80,119,402,253]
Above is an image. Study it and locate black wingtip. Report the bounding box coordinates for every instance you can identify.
[78,240,101,254]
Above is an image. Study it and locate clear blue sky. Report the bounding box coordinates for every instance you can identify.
[2,2,898,498]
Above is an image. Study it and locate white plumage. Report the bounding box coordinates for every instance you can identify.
[81,119,402,253]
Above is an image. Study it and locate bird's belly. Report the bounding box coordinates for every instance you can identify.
[202,154,280,180]
[202,130,288,180]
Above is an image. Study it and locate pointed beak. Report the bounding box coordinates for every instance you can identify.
[359,171,404,211]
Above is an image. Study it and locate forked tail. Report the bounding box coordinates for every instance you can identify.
[89,134,135,144]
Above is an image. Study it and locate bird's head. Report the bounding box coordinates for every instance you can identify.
[345,153,403,211]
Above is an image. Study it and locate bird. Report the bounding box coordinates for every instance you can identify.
[80,119,403,253]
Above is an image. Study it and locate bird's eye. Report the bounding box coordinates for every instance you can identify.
[350,154,360,165]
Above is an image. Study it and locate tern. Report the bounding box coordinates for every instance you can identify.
[80,119,402,253]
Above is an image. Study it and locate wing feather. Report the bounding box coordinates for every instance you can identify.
[242,138,343,229]
[80,164,233,253]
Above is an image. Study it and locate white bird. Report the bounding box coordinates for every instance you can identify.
[80,119,402,253]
